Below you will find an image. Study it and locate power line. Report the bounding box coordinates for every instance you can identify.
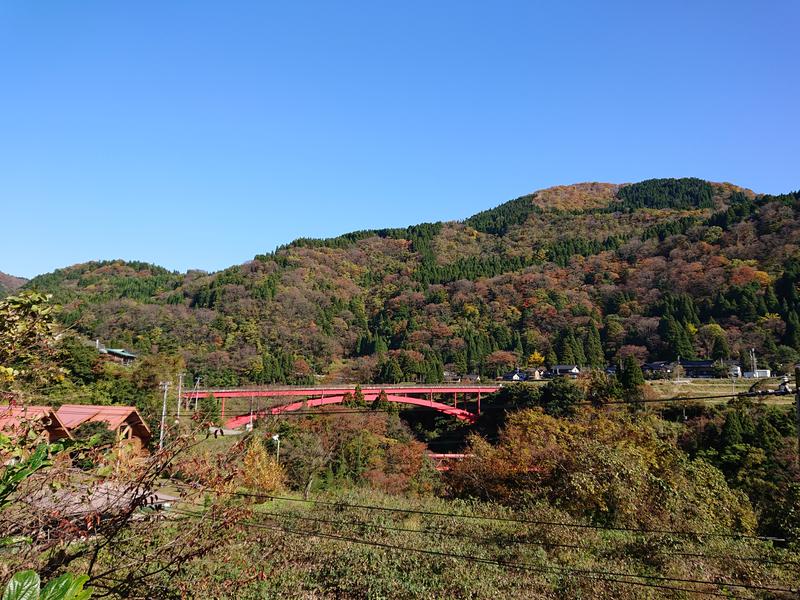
[167,482,783,542]
[169,505,793,598]
[170,506,740,598]
[171,495,796,567]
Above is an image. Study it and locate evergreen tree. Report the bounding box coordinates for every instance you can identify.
[466,344,476,373]
[739,297,758,322]
[378,356,404,384]
[618,355,645,391]
[711,292,732,319]
[585,323,605,368]
[739,410,756,443]
[559,340,576,365]
[349,297,368,329]
[618,355,645,410]
[570,333,587,366]
[756,419,783,456]
[756,294,768,317]
[764,285,780,313]
[540,377,584,417]
[355,333,372,356]
[711,333,731,360]
[513,331,524,357]
[454,351,468,376]
[660,316,695,360]
[784,310,800,350]
[423,353,444,383]
[353,384,366,406]
[721,411,744,447]
[374,335,389,355]
[775,260,800,307]
[557,329,584,365]
[764,334,779,359]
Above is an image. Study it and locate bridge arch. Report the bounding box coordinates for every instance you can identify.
[223,390,478,428]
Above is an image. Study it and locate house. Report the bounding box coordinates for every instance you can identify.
[678,360,716,378]
[502,369,527,382]
[443,370,461,383]
[526,367,546,380]
[56,404,152,446]
[550,365,580,378]
[642,361,673,378]
[100,348,137,365]
[743,369,771,379]
[0,405,72,442]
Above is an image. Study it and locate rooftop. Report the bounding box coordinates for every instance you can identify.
[56,404,151,441]
[0,405,72,440]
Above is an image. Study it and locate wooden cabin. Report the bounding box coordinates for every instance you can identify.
[56,404,151,446]
[0,406,72,442]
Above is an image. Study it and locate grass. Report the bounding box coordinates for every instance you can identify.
[644,378,797,410]
[141,488,799,599]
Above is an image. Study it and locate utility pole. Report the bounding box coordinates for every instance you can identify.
[272,433,280,463]
[159,381,170,450]
[176,373,184,422]
[193,377,201,411]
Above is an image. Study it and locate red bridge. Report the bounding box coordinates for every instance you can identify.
[183,385,501,429]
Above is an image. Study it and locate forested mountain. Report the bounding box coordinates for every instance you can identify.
[0,271,27,296]
[24,178,800,386]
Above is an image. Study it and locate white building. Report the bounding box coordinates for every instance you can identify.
[743,369,771,378]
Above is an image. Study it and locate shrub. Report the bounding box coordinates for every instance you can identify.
[448,408,756,532]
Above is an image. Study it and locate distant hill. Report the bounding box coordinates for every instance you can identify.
[0,271,27,296]
[24,178,800,385]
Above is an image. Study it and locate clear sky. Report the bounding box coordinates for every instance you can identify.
[1,1,798,278]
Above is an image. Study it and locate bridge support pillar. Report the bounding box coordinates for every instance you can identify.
[220,397,226,421]
[477,392,481,415]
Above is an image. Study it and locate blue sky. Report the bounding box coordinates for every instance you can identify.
[1,1,798,278]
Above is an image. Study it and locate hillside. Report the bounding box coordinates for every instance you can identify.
[0,271,27,296]
[23,177,800,386]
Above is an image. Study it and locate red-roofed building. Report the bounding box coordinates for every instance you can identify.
[56,404,152,446]
[0,406,73,442]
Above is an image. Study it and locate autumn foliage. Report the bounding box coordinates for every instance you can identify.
[448,408,757,533]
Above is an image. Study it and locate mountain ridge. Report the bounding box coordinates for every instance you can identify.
[18,179,757,280]
[21,177,800,387]
[0,271,28,296]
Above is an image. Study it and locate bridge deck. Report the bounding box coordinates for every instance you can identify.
[183,384,501,399]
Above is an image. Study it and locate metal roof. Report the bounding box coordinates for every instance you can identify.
[102,348,137,359]
[0,405,73,441]
[56,404,151,441]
